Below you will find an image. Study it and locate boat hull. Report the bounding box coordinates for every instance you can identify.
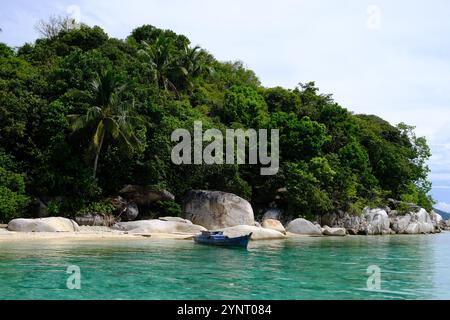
[194,233,251,248]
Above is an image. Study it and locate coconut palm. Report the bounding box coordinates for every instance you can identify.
[138,34,181,96]
[69,68,144,178]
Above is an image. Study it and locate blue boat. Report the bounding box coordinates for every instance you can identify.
[194,230,252,248]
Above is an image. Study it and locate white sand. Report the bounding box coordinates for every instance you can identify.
[0,226,196,242]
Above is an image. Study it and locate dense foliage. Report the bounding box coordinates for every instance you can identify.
[0,23,433,222]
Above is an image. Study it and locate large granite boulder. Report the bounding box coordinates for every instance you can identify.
[113,219,206,234]
[322,225,346,236]
[406,208,435,234]
[119,185,175,206]
[221,225,285,240]
[261,219,286,234]
[286,218,322,235]
[364,208,391,235]
[430,211,445,231]
[183,190,255,230]
[7,217,80,232]
[391,214,411,234]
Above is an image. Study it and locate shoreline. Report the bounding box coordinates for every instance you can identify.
[0,226,197,243]
[0,226,446,243]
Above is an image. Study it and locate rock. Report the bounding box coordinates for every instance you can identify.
[411,208,434,234]
[119,185,175,206]
[262,208,283,221]
[220,225,285,240]
[391,214,411,234]
[125,202,139,221]
[286,218,322,236]
[430,210,445,231]
[113,220,206,234]
[30,197,49,218]
[405,222,419,234]
[261,219,286,234]
[7,217,80,232]
[183,190,255,230]
[158,216,193,224]
[254,221,262,227]
[364,208,391,235]
[0,224,8,229]
[75,214,115,227]
[322,225,346,236]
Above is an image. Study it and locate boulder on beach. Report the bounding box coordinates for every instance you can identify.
[7,217,80,232]
[322,225,346,236]
[183,190,255,229]
[220,225,285,240]
[406,209,435,234]
[112,219,206,234]
[391,214,411,234]
[364,208,391,235]
[119,185,175,206]
[286,218,322,235]
[261,219,286,234]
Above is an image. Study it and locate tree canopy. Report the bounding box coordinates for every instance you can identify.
[0,22,433,222]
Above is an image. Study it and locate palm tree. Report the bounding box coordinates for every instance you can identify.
[180,45,213,92]
[138,34,181,96]
[69,68,143,179]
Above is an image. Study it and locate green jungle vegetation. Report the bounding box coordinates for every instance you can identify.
[0,18,433,222]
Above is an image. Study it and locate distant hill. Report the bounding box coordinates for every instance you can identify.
[434,208,450,220]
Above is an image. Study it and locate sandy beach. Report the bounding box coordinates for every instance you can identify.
[0,226,196,242]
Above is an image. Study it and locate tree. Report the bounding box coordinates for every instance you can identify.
[68,68,144,178]
[138,34,182,96]
[35,15,79,39]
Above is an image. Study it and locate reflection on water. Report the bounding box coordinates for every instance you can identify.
[0,233,449,300]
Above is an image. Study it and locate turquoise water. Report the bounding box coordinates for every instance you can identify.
[1,232,450,300]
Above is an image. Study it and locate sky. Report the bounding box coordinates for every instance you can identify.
[1,0,449,210]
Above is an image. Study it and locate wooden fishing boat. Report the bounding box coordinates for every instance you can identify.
[194,230,252,248]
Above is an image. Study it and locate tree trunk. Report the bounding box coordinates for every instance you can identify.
[93,131,105,179]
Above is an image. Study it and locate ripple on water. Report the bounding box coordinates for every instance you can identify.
[0,233,450,299]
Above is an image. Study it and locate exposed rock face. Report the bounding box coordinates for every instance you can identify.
[364,208,391,235]
[113,220,206,234]
[75,214,116,227]
[404,209,435,234]
[183,190,255,230]
[125,202,139,221]
[320,206,438,235]
[391,214,411,233]
[286,218,322,235]
[261,219,286,234]
[322,225,346,236]
[7,217,80,232]
[319,211,367,235]
[119,185,175,206]
[221,225,285,240]
[262,208,283,221]
[430,211,445,231]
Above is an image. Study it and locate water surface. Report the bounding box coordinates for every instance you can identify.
[1,232,449,299]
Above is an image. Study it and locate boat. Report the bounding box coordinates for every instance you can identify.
[194,230,252,248]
